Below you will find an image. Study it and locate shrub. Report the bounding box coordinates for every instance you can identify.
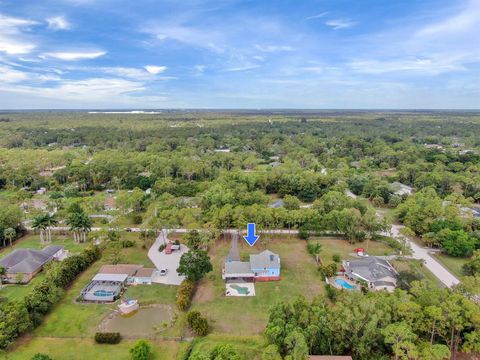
[318,263,338,278]
[129,339,152,360]
[187,310,209,336]
[177,279,195,311]
[158,244,166,252]
[121,239,135,248]
[31,354,53,360]
[298,227,309,240]
[332,254,341,263]
[130,213,143,225]
[94,332,122,344]
[325,284,338,301]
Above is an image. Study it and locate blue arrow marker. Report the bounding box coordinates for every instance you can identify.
[243,223,260,246]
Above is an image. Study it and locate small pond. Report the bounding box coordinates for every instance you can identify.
[100,305,174,337]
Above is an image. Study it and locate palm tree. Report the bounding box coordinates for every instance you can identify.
[307,241,323,264]
[78,212,92,243]
[44,213,58,243]
[67,212,81,243]
[3,228,16,247]
[32,214,48,244]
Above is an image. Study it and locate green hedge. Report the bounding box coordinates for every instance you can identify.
[94,332,122,344]
[177,279,195,311]
[0,245,101,349]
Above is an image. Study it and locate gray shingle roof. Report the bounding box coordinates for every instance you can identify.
[224,261,253,276]
[0,246,64,274]
[344,257,397,283]
[250,250,280,270]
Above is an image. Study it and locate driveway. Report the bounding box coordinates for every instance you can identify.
[148,230,189,285]
[382,224,460,288]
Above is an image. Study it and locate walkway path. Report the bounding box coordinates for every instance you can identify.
[226,231,240,262]
[382,224,460,288]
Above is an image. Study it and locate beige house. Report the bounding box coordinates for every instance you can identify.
[0,246,66,283]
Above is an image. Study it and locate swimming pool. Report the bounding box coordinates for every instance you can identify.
[94,290,115,297]
[335,278,355,290]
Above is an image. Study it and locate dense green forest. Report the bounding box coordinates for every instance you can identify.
[1,111,480,360]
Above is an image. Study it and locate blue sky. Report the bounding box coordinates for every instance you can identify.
[0,0,479,109]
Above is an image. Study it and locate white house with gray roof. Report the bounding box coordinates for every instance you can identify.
[342,256,398,292]
[0,245,66,283]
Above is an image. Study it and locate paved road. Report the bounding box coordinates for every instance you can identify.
[382,224,460,288]
[31,221,461,287]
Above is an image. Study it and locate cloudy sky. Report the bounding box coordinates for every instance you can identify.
[0,0,479,109]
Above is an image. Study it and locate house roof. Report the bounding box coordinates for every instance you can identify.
[344,257,397,283]
[98,264,143,277]
[224,261,253,277]
[92,273,128,282]
[390,182,413,195]
[268,199,285,208]
[250,250,280,270]
[43,245,64,257]
[134,268,155,277]
[0,246,64,274]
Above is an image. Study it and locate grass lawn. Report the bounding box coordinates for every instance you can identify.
[0,272,46,301]
[192,235,323,335]
[5,232,188,359]
[391,258,444,287]
[310,236,396,263]
[432,253,468,279]
[188,334,265,360]
[4,338,187,360]
[190,235,391,336]
[0,233,88,302]
[0,233,87,256]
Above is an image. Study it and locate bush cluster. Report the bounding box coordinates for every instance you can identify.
[94,332,122,344]
[0,246,101,349]
[176,279,195,311]
[121,239,135,248]
[187,310,209,336]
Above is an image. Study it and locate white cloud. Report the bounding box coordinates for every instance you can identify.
[41,51,106,61]
[325,19,356,30]
[255,44,294,52]
[349,57,466,74]
[46,16,72,30]
[0,66,28,83]
[144,65,167,74]
[150,24,225,53]
[194,64,206,73]
[305,12,328,20]
[0,14,38,54]
[0,77,173,108]
[225,64,260,72]
[1,78,144,100]
[100,67,152,79]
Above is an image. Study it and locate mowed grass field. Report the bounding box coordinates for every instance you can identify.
[190,235,394,336]
[4,232,396,359]
[4,338,187,360]
[3,232,186,359]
